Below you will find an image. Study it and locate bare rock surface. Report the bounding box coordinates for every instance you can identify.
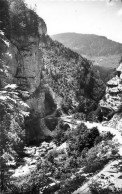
[100,62,122,112]
[12,141,57,178]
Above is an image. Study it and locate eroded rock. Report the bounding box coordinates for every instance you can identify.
[100,62,122,120]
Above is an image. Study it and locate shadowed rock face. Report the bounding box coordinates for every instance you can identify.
[99,62,122,124]
[0,6,106,142]
[0,17,47,91]
[40,35,105,117]
[13,18,47,93]
[0,16,57,143]
[9,26,46,93]
[100,62,122,113]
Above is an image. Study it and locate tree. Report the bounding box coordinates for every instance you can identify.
[0,105,7,193]
[0,88,29,193]
[9,0,39,40]
[0,0,10,37]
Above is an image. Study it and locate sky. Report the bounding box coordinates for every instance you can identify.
[25,0,122,43]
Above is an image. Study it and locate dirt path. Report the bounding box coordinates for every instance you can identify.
[73,159,122,194]
[62,116,122,155]
[61,116,122,194]
[12,116,122,193]
[84,121,122,156]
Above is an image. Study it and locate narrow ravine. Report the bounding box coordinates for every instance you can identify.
[10,114,122,194]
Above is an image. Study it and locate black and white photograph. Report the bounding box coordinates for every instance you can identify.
[0,0,122,193]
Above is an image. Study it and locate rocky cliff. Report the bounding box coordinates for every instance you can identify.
[41,36,105,117]
[99,62,122,130]
[0,8,56,142]
[0,0,106,143]
[2,2,121,194]
[0,25,106,142]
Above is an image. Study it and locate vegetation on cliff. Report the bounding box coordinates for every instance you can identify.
[0,0,46,43]
[6,122,119,194]
[0,0,122,194]
[52,33,122,83]
[41,36,105,116]
[0,85,29,192]
[52,33,122,57]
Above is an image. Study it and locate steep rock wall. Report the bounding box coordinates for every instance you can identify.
[99,62,122,130]
[40,36,105,117]
[100,63,122,113]
[0,17,57,142]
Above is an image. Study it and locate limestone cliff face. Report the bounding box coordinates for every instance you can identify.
[11,27,46,92]
[100,62,122,130]
[100,62,122,113]
[0,9,105,142]
[0,17,57,142]
[1,21,46,89]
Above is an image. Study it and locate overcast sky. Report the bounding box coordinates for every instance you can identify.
[25,0,122,43]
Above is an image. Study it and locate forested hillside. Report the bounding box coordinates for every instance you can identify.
[52,33,122,57]
[52,33,122,82]
[41,36,105,115]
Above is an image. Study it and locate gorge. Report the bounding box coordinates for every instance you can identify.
[0,0,122,194]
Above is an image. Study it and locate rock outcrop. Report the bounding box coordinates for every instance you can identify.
[0,13,57,142]
[99,62,122,129]
[41,36,105,116]
[0,1,105,142]
[100,62,122,113]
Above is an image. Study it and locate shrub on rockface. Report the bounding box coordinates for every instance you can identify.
[84,139,119,173]
[53,122,116,174]
[58,174,86,194]
[10,3,39,38]
[54,122,100,153]
[0,0,10,37]
[67,124,100,156]
[8,158,56,194]
[89,175,122,194]
[53,120,70,145]
[1,0,45,43]
[0,89,28,158]
[0,87,29,193]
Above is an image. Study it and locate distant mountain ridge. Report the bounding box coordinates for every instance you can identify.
[51,33,122,57]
